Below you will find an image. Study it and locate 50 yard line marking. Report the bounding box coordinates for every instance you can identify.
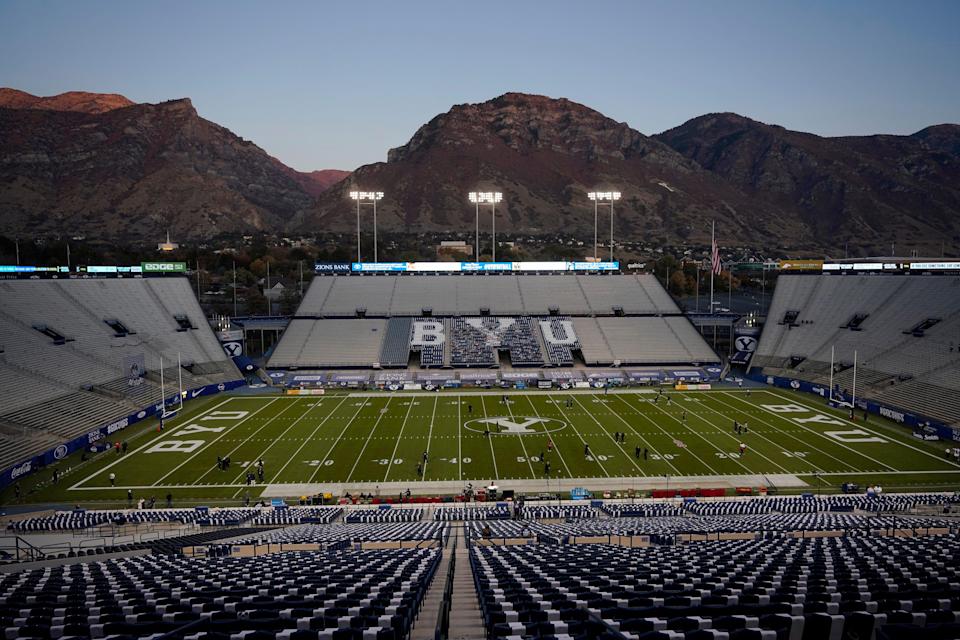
[519,395,572,478]
[384,397,417,481]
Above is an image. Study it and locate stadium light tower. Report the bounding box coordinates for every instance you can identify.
[588,191,621,261]
[468,191,503,261]
[349,191,385,262]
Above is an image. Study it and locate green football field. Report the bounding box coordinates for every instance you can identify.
[11,388,960,505]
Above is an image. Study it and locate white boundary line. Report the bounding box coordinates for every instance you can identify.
[420,395,440,480]
[504,394,538,477]
[457,396,462,481]
[711,392,836,473]
[754,391,898,472]
[770,390,960,470]
[68,397,235,490]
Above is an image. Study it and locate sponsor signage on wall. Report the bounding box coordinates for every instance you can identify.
[141,262,187,273]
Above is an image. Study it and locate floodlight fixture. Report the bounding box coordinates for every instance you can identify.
[588,190,621,260]
[349,190,385,262]
[468,191,504,261]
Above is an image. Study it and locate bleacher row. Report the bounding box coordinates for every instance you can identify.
[472,536,960,640]
[753,274,960,426]
[9,494,955,532]
[0,278,242,473]
[295,274,680,317]
[270,315,717,369]
[0,548,440,640]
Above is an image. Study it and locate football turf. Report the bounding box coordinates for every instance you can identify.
[11,387,954,506]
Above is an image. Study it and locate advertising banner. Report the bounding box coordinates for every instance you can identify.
[141,262,187,273]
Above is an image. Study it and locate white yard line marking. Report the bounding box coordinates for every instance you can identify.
[503,394,538,477]
[421,396,440,480]
[479,396,500,481]
[69,397,234,490]
[757,391,899,472]
[306,398,371,484]
[568,394,645,476]
[457,397,462,481]
[771,391,960,470]
[641,397,745,474]
[345,397,394,482]
[152,398,284,487]
[193,398,311,485]
[554,394,610,478]
[671,394,795,474]
[712,392,834,473]
[225,398,336,491]
[519,395,573,478]
[606,394,684,475]
[270,395,350,481]
[385,398,418,481]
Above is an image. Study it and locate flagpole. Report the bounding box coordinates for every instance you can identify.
[709,221,715,314]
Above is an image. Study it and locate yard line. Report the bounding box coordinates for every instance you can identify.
[307,397,371,483]
[224,397,337,489]
[664,394,795,474]
[769,390,960,470]
[69,397,234,490]
[250,395,350,483]
[479,396,500,481]
[345,397,395,482]
[457,396,462,481]
[503,393,538,477]
[517,395,573,478]
[711,392,834,473]
[568,395,646,477]
[384,397,419,481]
[553,394,610,478]
[605,394,684,474]
[152,398,283,486]
[641,396,749,474]
[193,398,313,485]
[421,395,440,479]
[756,391,899,472]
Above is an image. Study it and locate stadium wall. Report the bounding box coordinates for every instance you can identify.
[0,379,245,490]
[745,371,960,443]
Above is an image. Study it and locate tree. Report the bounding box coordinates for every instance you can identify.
[279,287,301,315]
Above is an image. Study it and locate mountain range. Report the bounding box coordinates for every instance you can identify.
[1,88,958,254]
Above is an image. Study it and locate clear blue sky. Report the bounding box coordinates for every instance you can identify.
[1,0,958,171]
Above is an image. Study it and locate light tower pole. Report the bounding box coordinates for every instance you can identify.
[468,191,503,261]
[349,191,385,263]
[588,191,621,261]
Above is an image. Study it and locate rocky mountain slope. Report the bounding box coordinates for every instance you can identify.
[301,93,806,249]
[655,113,960,252]
[0,88,135,114]
[0,91,347,240]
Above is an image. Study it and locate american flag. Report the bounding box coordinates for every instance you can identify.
[711,234,722,275]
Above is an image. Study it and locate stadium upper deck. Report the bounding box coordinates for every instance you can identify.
[267,273,719,369]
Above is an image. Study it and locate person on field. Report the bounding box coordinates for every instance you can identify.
[109,472,116,486]
[584,443,591,457]
[643,448,648,460]
[739,442,747,457]
[635,445,641,459]
[468,404,472,414]
[166,493,173,508]
[122,441,128,454]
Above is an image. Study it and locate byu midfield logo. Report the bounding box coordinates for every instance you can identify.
[464,417,567,435]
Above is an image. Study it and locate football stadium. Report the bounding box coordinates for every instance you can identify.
[4,4,960,639]
[2,259,960,640]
